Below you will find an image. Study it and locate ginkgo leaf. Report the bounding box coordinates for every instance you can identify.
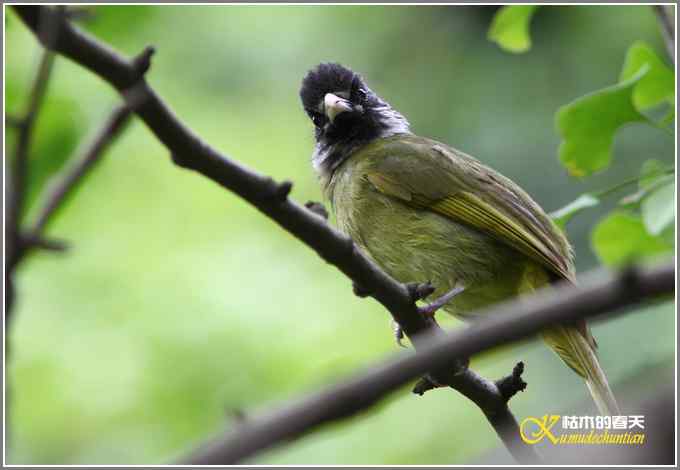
[639,159,669,189]
[488,6,539,54]
[591,211,672,266]
[620,41,675,110]
[619,160,674,207]
[641,181,675,235]
[619,159,675,208]
[556,66,648,177]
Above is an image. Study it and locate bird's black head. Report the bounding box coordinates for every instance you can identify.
[299,63,410,178]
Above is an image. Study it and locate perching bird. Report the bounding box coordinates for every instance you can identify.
[299,63,620,415]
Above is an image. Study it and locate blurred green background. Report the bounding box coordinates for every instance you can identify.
[5,5,674,464]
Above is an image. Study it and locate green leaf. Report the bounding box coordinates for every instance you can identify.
[641,181,675,235]
[550,194,600,229]
[591,211,672,267]
[556,67,648,177]
[619,160,674,207]
[639,159,668,189]
[620,41,675,110]
[488,6,539,54]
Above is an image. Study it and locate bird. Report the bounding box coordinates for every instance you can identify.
[299,62,620,416]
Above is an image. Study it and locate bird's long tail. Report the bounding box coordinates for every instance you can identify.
[542,324,620,416]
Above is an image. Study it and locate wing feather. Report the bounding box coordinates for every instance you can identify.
[363,136,575,282]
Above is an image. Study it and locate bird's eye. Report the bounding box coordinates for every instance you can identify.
[309,111,326,128]
[350,76,367,103]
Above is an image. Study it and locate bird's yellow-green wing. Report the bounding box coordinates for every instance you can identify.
[362,135,575,282]
[419,191,573,281]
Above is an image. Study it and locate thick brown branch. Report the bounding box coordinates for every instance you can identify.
[28,105,132,235]
[179,262,674,464]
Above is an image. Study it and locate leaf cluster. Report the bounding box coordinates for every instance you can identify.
[489,6,675,267]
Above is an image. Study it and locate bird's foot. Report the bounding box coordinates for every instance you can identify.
[416,285,465,318]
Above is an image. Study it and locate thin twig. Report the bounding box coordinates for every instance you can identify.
[653,5,675,64]
[19,233,69,252]
[5,176,17,313]
[7,50,55,271]
[28,105,133,235]
[5,114,24,128]
[6,41,56,318]
[179,262,674,464]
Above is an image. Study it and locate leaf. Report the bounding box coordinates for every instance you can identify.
[619,160,673,207]
[641,181,675,235]
[591,211,672,267]
[550,194,600,229]
[556,66,648,177]
[488,6,539,54]
[620,41,675,110]
[639,159,668,189]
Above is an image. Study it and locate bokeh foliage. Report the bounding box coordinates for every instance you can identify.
[5,5,675,464]
[491,5,675,268]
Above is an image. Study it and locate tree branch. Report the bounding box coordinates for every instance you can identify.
[18,233,69,252]
[179,262,674,464]
[5,114,24,128]
[7,50,55,272]
[5,41,56,316]
[653,5,675,64]
[5,174,17,313]
[27,104,133,236]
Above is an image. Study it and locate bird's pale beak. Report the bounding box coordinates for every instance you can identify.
[324,93,353,123]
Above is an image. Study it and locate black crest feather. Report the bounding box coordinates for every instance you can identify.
[299,63,363,112]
